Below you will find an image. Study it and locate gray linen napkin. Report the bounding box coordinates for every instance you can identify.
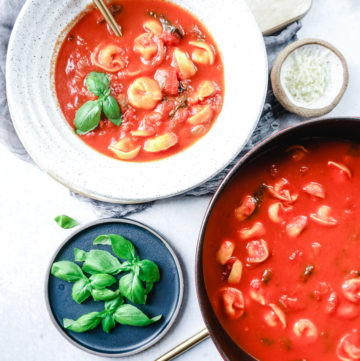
[0,0,302,216]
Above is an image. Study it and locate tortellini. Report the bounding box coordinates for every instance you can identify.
[92,42,127,72]
[187,105,213,125]
[189,40,215,66]
[127,77,162,109]
[172,48,197,79]
[144,132,178,152]
[109,138,141,160]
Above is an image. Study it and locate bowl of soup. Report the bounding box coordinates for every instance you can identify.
[6,0,267,203]
[196,117,360,361]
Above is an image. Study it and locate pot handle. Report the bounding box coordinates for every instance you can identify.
[155,328,210,361]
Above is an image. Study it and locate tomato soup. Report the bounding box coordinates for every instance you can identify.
[55,0,224,162]
[203,139,360,361]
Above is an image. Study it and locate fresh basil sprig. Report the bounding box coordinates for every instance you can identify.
[93,234,160,304]
[51,260,118,304]
[54,215,79,229]
[50,233,162,335]
[74,72,122,134]
[63,295,161,333]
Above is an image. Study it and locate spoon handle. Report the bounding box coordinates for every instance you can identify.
[93,0,122,37]
[155,328,210,361]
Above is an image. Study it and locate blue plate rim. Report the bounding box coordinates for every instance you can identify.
[44,217,184,357]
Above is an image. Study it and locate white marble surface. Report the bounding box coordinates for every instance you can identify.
[1,0,360,360]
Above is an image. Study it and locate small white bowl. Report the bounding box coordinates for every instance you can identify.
[6,0,267,203]
[271,38,348,118]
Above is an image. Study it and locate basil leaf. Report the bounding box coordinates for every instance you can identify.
[94,234,135,260]
[75,249,121,275]
[102,314,116,334]
[63,312,101,333]
[138,260,160,283]
[105,296,124,313]
[51,261,85,282]
[144,281,154,295]
[119,272,146,304]
[90,274,117,289]
[72,278,91,304]
[91,288,120,301]
[74,248,86,262]
[54,215,79,229]
[74,100,102,135]
[103,95,122,126]
[85,72,110,96]
[113,304,162,326]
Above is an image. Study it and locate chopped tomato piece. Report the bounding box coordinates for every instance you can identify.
[278,295,304,312]
[246,239,269,264]
[302,182,326,199]
[238,222,266,240]
[325,291,339,314]
[154,68,179,95]
[286,216,308,238]
[310,205,338,226]
[216,239,235,265]
[313,281,330,301]
[336,330,360,361]
[292,319,318,344]
[219,287,245,320]
[337,302,359,320]
[342,278,360,304]
[234,195,256,222]
[170,108,189,129]
[159,31,181,46]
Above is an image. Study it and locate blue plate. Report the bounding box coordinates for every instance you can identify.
[45,218,183,357]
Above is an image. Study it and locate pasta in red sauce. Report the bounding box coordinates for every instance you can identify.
[203,139,360,361]
[55,0,224,162]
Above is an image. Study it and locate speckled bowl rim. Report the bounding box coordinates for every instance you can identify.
[44,218,184,357]
[271,38,349,118]
[6,0,268,204]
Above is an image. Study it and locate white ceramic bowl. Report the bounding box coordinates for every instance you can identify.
[6,0,267,203]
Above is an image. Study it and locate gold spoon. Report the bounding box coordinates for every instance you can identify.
[155,328,210,361]
[93,0,122,37]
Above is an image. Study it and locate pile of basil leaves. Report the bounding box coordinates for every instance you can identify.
[51,234,161,334]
